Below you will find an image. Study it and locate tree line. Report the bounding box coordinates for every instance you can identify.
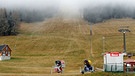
[19,6,58,23]
[0,6,58,36]
[2,4,135,36]
[0,8,20,36]
[83,5,135,23]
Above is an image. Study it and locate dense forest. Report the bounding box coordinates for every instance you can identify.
[83,5,135,23]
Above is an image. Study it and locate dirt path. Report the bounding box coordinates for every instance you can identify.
[78,23,95,58]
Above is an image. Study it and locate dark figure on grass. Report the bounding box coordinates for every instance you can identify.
[55,60,63,73]
[81,59,93,74]
[84,59,92,71]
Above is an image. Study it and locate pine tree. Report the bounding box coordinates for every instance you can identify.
[7,10,20,35]
[0,8,9,36]
[0,8,20,36]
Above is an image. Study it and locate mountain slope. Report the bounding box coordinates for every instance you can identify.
[0,18,135,76]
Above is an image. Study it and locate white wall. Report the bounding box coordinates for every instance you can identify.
[0,56,11,60]
[104,52,124,72]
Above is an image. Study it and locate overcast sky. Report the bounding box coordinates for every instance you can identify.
[0,0,135,9]
[0,0,135,18]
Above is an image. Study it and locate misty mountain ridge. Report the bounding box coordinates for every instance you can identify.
[1,2,135,23]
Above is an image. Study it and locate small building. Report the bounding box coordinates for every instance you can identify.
[0,44,12,60]
[124,55,135,72]
[103,52,124,72]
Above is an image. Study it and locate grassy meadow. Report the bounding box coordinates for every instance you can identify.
[0,18,135,76]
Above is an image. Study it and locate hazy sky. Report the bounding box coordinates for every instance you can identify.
[0,0,135,9]
[0,0,135,18]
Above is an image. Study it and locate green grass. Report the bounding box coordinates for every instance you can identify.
[84,72,135,76]
[0,18,135,76]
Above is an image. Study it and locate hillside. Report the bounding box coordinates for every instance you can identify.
[0,18,135,76]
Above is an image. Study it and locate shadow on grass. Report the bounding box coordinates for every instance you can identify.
[8,57,26,62]
[11,57,25,60]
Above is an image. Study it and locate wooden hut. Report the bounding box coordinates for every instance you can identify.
[0,44,12,60]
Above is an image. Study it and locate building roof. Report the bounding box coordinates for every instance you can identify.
[0,44,11,52]
[0,45,6,51]
[124,58,135,63]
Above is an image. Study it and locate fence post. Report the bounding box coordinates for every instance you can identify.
[80,67,82,72]
[51,66,53,74]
